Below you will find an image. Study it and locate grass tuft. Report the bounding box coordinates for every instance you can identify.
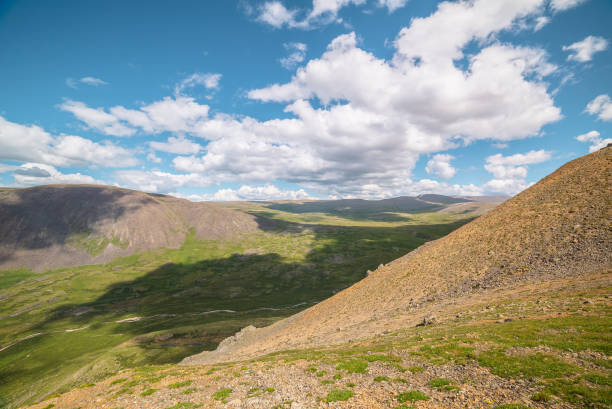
[169,380,192,389]
[212,387,232,400]
[165,403,203,409]
[325,389,354,402]
[141,388,158,396]
[531,391,550,402]
[336,359,368,374]
[428,377,459,391]
[397,391,430,403]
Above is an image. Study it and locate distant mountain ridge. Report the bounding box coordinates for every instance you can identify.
[263,194,507,215]
[0,185,260,271]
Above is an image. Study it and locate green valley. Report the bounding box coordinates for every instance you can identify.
[0,201,486,408]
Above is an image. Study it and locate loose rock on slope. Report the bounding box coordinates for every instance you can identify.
[183,145,612,365]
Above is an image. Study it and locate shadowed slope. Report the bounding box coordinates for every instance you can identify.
[0,185,260,271]
[183,146,612,365]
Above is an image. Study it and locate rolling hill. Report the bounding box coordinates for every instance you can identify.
[0,185,260,271]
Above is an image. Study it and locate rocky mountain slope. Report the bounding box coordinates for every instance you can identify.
[18,147,612,409]
[0,185,260,271]
[183,145,611,365]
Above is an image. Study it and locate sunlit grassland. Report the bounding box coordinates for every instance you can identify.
[217,200,471,227]
[0,208,477,408]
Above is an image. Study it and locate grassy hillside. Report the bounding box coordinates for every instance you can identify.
[0,202,486,408]
[26,270,610,408]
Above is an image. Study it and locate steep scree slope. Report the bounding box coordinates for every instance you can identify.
[183,146,612,365]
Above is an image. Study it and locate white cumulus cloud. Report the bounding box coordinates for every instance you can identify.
[174,72,222,96]
[0,116,137,168]
[377,0,410,12]
[61,0,563,199]
[425,154,456,179]
[575,130,611,152]
[585,94,612,121]
[563,36,608,62]
[549,0,586,13]
[483,150,552,194]
[280,42,308,69]
[254,0,393,29]
[12,163,103,186]
[62,96,211,136]
[113,169,211,193]
[146,152,162,163]
[182,184,314,201]
[533,16,550,31]
[149,136,202,155]
[60,100,136,137]
[309,0,366,18]
[257,1,298,28]
[249,34,559,143]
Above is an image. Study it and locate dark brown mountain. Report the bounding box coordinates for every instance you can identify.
[0,185,260,271]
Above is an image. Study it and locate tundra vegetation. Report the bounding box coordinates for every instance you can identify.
[23,283,611,408]
[0,201,481,408]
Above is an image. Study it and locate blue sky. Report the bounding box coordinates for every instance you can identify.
[0,0,610,200]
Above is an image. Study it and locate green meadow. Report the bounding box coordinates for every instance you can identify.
[0,203,477,408]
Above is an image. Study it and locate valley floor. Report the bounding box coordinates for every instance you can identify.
[0,207,480,408]
[28,268,611,409]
